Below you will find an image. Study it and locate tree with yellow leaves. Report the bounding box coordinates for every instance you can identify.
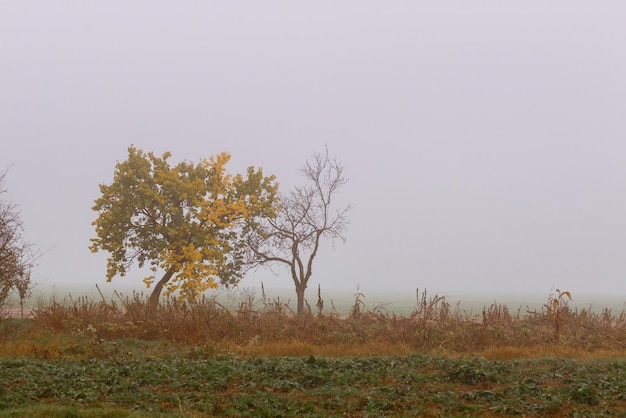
[90,146,278,307]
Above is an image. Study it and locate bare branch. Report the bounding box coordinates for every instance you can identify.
[0,168,38,309]
[244,147,350,314]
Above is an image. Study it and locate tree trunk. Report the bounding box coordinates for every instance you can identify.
[295,284,306,315]
[147,269,175,309]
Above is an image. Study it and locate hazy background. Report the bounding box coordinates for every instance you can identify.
[2,2,625,303]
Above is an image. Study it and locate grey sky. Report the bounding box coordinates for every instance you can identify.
[1,2,625,296]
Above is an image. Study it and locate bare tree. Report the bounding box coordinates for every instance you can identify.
[0,169,37,315]
[246,148,351,314]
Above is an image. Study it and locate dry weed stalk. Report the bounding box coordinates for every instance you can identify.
[547,288,573,343]
[15,286,625,358]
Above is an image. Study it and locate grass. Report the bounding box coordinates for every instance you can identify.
[0,287,624,416]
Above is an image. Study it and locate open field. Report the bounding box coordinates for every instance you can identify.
[1,354,624,417]
[0,288,624,416]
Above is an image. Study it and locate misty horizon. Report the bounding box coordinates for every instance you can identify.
[2,2,625,298]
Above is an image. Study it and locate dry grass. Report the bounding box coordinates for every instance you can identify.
[1,287,624,360]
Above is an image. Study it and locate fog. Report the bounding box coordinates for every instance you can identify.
[2,2,625,299]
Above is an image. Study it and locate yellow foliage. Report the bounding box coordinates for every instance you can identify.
[142,276,155,288]
[90,146,279,304]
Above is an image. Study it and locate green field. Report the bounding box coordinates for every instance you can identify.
[1,355,625,417]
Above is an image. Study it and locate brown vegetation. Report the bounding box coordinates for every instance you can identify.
[1,287,624,360]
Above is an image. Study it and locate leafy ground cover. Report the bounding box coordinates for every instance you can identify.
[1,354,625,417]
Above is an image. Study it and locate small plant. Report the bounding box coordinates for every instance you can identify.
[547,288,572,343]
[448,362,498,385]
[351,290,366,318]
[411,288,451,322]
[316,284,324,316]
